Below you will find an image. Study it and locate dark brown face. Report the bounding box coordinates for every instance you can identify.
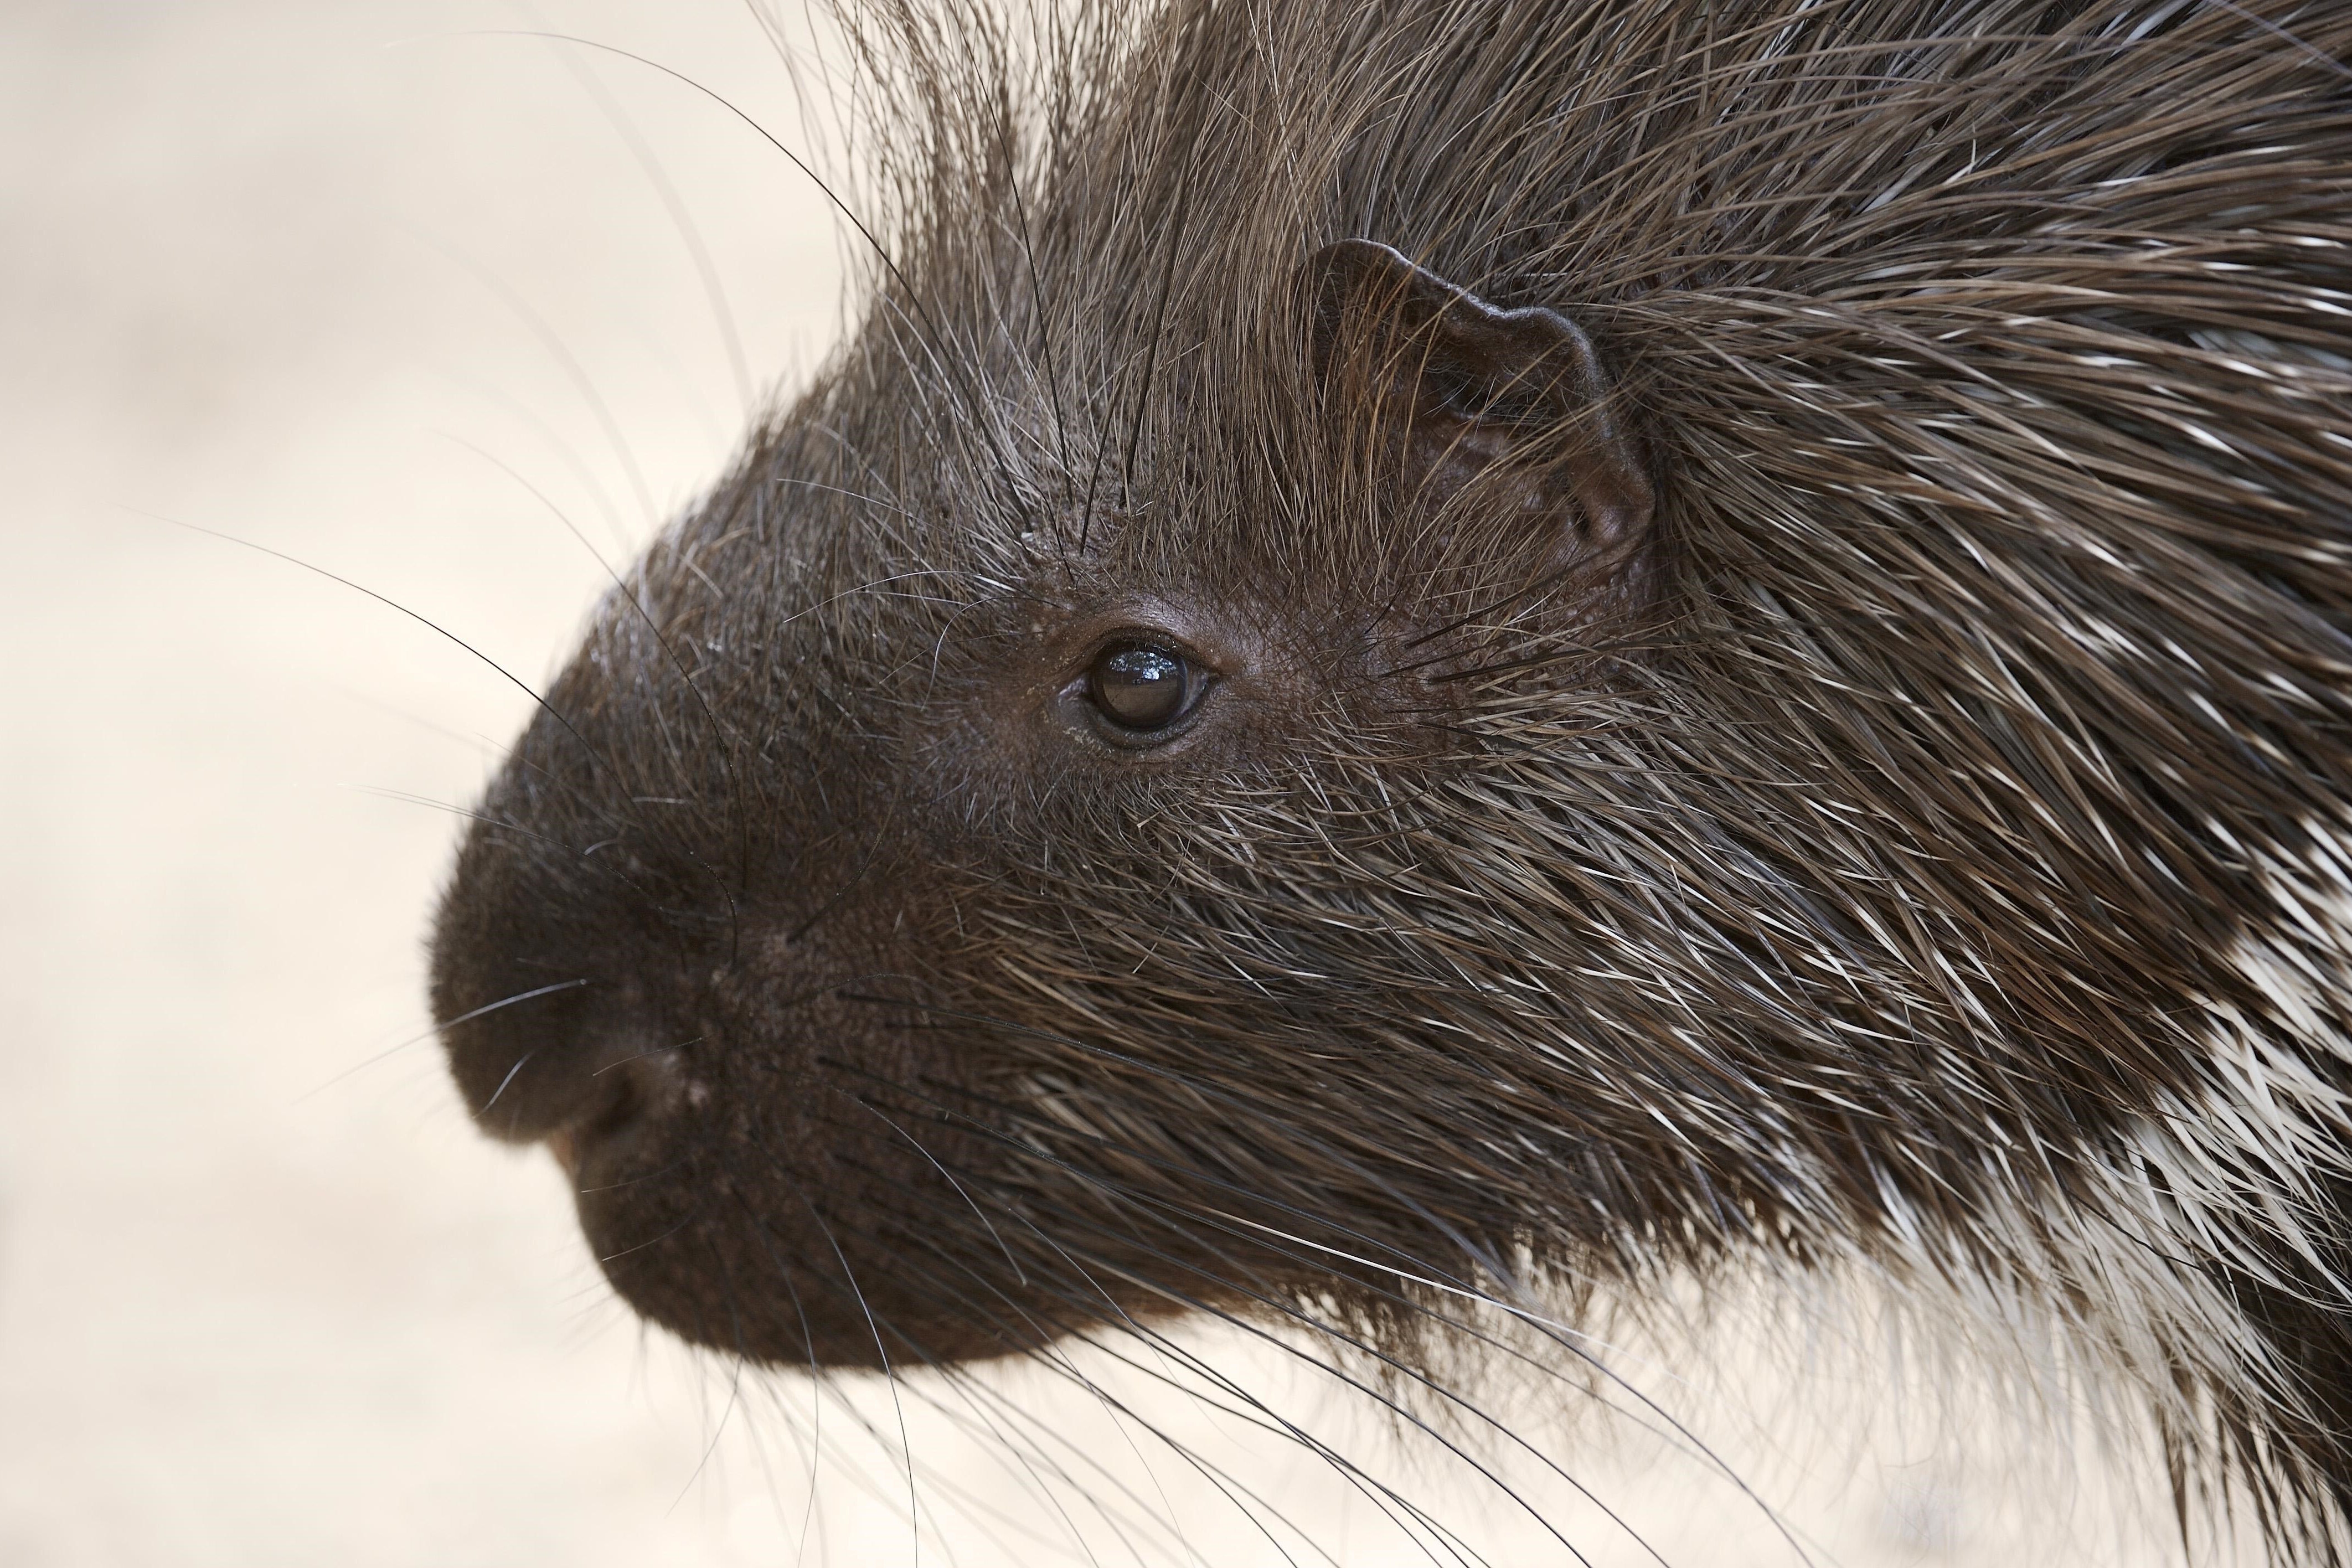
[429,239,1659,1370]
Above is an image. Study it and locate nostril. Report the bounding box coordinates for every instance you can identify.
[582,1054,653,1138]
[548,1047,690,1175]
[437,976,609,1141]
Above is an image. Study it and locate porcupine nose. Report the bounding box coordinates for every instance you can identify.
[436,974,685,1168]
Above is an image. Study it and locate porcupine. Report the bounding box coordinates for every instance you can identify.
[428,0,2352,1556]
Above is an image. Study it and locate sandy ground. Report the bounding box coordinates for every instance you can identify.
[0,3,2204,1564]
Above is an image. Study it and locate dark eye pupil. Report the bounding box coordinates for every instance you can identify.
[1089,644,1192,730]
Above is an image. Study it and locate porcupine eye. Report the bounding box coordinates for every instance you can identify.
[1085,641,1202,737]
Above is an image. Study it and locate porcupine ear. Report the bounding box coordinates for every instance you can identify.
[1308,239,1652,570]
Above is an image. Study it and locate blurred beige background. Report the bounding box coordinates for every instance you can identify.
[0,3,2194,1564]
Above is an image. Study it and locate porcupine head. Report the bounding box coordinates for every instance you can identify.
[430,0,2352,1551]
